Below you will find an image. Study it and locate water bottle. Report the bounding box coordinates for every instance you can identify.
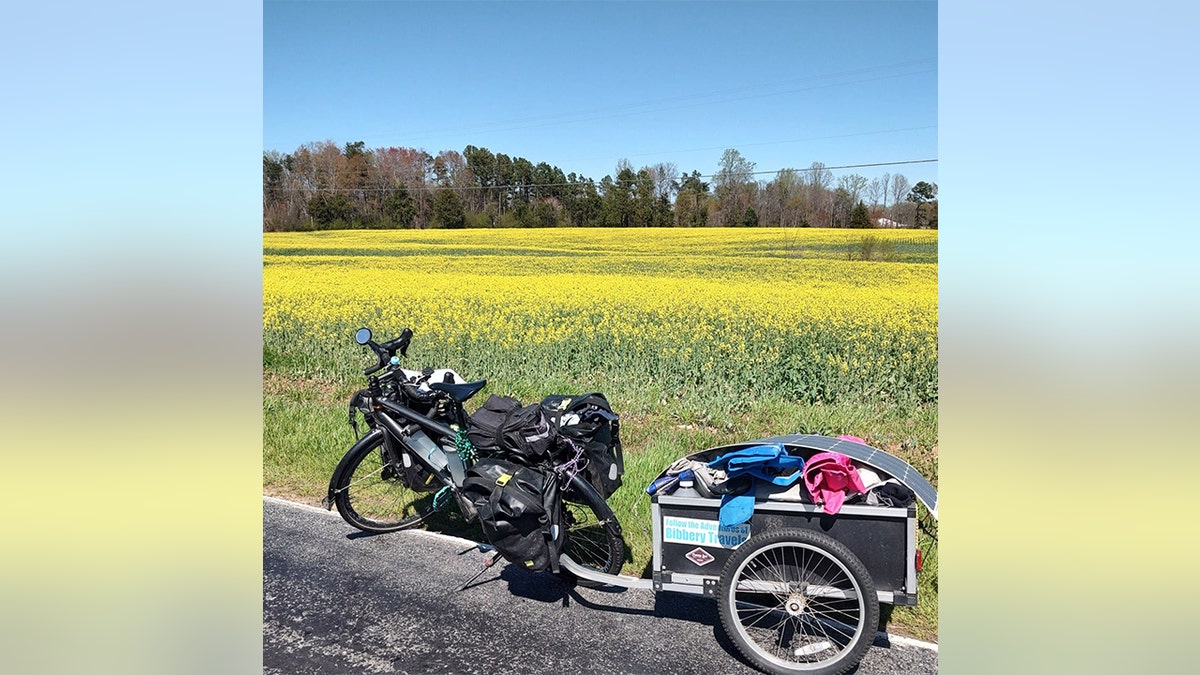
[402,426,448,475]
[673,470,701,498]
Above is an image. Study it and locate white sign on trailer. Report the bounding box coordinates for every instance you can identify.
[662,516,750,549]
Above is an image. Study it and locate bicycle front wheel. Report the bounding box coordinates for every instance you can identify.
[332,434,438,533]
[560,479,625,579]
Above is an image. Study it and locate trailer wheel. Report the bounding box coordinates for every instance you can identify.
[717,528,879,675]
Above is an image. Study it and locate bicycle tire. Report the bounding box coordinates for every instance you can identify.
[717,528,879,675]
[558,478,625,581]
[332,433,439,533]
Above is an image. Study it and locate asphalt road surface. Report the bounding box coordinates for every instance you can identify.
[264,497,937,674]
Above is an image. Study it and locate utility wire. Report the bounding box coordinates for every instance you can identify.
[556,125,937,165]
[269,159,937,194]
[744,159,937,177]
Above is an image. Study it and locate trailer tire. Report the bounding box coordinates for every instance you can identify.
[717,528,879,675]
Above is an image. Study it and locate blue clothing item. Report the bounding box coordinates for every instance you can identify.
[718,492,756,528]
[708,444,805,526]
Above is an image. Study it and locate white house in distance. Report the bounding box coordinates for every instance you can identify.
[875,217,906,228]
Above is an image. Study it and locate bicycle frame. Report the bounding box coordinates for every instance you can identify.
[324,326,626,581]
[323,394,621,535]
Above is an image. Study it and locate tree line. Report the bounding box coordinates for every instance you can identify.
[263,141,937,231]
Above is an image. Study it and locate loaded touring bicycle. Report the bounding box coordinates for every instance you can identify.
[325,326,937,675]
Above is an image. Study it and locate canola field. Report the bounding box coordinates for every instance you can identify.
[264,228,938,415]
[264,227,939,637]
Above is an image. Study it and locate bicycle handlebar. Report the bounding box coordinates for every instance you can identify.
[383,328,413,355]
[361,327,414,376]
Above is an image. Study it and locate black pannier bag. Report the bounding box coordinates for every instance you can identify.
[467,394,558,466]
[541,393,624,499]
[465,394,518,455]
[461,458,565,572]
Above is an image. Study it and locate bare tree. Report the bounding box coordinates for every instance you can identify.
[865,177,885,207]
[432,149,468,187]
[805,161,834,191]
[712,149,757,226]
[890,174,911,214]
[757,169,802,227]
[648,161,678,202]
[837,173,869,204]
[802,162,834,227]
[264,150,306,231]
[309,140,345,191]
[778,169,807,227]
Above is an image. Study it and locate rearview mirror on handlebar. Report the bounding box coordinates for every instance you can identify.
[355,327,372,345]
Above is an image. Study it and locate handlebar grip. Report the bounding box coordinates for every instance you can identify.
[362,335,390,375]
[383,327,413,356]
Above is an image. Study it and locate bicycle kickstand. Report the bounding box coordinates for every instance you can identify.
[455,551,502,592]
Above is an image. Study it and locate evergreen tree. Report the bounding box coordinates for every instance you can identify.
[306,193,356,228]
[674,170,710,227]
[906,181,938,228]
[382,186,416,228]
[431,189,466,229]
[849,201,873,229]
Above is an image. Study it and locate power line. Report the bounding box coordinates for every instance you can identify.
[554,125,938,165]
[745,159,937,177]
[269,159,937,194]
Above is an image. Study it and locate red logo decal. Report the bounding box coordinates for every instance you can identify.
[685,547,716,567]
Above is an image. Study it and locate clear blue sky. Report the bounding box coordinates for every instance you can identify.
[265,0,937,188]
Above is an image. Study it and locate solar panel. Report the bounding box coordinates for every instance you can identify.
[736,433,938,519]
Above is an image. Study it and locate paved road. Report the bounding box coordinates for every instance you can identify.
[264,497,937,674]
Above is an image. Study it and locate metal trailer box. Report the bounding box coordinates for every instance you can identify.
[651,492,918,606]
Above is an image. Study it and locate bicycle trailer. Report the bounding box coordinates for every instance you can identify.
[560,433,937,675]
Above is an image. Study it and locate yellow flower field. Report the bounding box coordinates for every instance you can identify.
[264,227,940,638]
[264,228,937,411]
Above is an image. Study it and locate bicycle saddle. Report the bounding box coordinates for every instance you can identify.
[429,379,488,403]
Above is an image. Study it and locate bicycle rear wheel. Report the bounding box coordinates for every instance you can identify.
[332,434,438,533]
[559,479,625,579]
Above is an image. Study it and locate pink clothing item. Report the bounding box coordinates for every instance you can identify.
[803,452,867,515]
[837,434,866,444]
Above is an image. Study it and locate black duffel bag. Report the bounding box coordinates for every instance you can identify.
[461,458,565,572]
[467,394,558,466]
[541,392,624,499]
